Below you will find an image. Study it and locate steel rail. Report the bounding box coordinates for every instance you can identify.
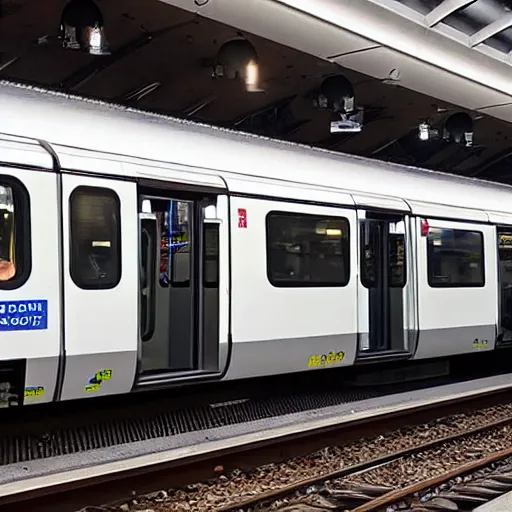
[353,446,512,512]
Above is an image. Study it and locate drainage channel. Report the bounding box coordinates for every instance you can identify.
[0,382,414,466]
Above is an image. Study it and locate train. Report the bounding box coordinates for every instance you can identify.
[0,80,510,407]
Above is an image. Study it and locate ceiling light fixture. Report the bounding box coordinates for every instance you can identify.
[418,122,431,141]
[418,121,441,142]
[59,0,110,55]
[313,74,363,133]
[443,112,474,147]
[213,38,262,92]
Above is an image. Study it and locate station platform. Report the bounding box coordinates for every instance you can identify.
[2,372,512,501]
[474,491,512,511]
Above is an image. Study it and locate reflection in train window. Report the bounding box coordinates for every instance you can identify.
[389,230,406,288]
[266,211,350,287]
[70,187,121,290]
[360,217,407,289]
[0,178,31,289]
[427,228,484,287]
[203,223,219,287]
[153,199,193,287]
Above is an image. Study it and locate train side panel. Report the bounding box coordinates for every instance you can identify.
[413,217,497,359]
[225,196,358,380]
[0,167,61,406]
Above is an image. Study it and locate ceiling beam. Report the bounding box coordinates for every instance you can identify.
[469,147,512,177]
[470,14,512,47]
[425,0,476,27]
[57,20,196,91]
[232,95,298,127]
[230,94,311,138]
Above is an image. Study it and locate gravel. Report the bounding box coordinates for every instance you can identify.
[107,402,512,512]
[337,424,512,490]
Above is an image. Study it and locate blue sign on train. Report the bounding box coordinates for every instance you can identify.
[0,300,48,331]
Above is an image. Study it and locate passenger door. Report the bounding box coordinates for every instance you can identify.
[356,210,415,358]
[135,176,229,386]
[59,173,139,400]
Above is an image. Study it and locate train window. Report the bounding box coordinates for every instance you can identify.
[204,223,219,287]
[427,228,484,287]
[152,199,193,288]
[360,218,406,289]
[389,232,406,288]
[0,177,31,290]
[498,231,512,334]
[70,186,121,290]
[266,211,350,287]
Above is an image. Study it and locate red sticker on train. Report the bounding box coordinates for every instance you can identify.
[238,208,247,228]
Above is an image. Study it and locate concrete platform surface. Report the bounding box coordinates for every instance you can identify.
[474,490,512,511]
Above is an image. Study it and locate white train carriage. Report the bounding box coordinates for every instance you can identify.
[0,81,509,407]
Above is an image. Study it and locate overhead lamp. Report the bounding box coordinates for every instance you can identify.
[418,122,431,141]
[59,0,109,55]
[213,38,261,92]
[313,74,363,133]
[443,112,473,147]
[418,122,439,142]
[314,75,355,114]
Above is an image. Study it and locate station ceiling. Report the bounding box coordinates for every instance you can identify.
[392,0,512,55]
[2,0,512,183]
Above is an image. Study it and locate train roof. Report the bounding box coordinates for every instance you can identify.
[1,80,512,219]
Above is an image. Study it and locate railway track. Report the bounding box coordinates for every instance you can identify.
[3,379,512,512]
[162,406,512,512]
[349,449,512,511]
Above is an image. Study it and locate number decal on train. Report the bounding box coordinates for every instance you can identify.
[472,339,489,350]
[24,386,44,398]
[308,351,345,367]
[85,369,113,392]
